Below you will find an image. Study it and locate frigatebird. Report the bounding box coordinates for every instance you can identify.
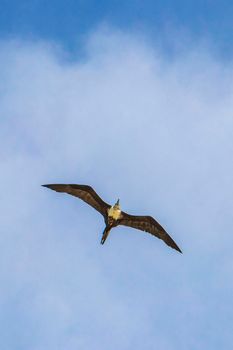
[42,184,182,253]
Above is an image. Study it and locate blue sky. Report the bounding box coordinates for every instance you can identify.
[1,2,233,350]
[1,0,233,56]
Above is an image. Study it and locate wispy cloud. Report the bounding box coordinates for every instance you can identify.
[0,29,233,350]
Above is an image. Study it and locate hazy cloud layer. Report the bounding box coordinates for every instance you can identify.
[1,29,233,350]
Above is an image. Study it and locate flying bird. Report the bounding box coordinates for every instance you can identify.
[42,184,182,253]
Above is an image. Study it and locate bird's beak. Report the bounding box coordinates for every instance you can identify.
[116,199,120,206]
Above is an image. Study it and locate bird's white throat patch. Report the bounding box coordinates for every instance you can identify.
[108,206,121,220]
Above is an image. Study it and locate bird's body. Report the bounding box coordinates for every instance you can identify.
[107,203,121,221]
[42,184,182,253]
[101,200,122,244]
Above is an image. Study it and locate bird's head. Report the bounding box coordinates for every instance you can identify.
[114,199,120,209]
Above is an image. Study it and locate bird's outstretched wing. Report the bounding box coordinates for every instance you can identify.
[119,212,182,253]
[42,184,111,217]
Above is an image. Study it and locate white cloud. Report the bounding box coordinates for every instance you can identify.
[0,29,233,349]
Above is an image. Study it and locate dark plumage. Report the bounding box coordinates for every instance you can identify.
[42,184,182,253]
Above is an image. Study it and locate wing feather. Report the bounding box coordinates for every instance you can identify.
[119,212,182,253]
[42,184,110,217]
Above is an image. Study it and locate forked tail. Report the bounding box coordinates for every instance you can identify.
[101,226,111,245]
